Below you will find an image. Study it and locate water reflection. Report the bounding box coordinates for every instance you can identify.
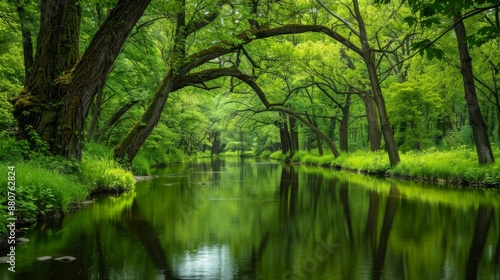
[174,245,235,279]
[2,159,499,279]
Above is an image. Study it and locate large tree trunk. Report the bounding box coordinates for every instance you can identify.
[12,0,82,146]
[12,0,151,161]
[353,0,400,166]
[454,13,495,164]
[114,72,176,162]
[86,86,104,142]
[52,0,150,160]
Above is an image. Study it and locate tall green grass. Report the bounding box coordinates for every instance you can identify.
[0,161,89,229]
[269,150,290,161]
[81,154,135,193]
[291,150,390,174]
[279,148,500,186]
[391,148,500,185]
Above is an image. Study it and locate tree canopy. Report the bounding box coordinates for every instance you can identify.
[1,0,500,166]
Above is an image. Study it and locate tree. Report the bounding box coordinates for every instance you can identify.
[386,80,443,151]
[11,0,151,160]
[112,2,364,163]
[316,0,401,165]
[390,0,499,163]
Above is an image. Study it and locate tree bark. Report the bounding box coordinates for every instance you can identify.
[454,13,495,164]
[86,86,104,142]
[289,115,299,156]
[280,113,292,154]
[12,0,82,145]
[362,94,381,151]
[11,0,151,161]
[52,0,151,160]
[353,0,400,166]
[339,94,351,152]
[114,71,175,163]
[16,4,34,86]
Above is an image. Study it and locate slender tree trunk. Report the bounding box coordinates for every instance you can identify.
[268,107,340,157]
[280,113,292,154]
[353,0,400,166]
[454,13,495,164]
[338,49,379,151]
[311,117,324,156]
[210,130,221,156]
[16,4,34,86]
[87,86,104,142]
[339,94,351,152]
[362,94,381,151]
[96,99,139,142]
[289,115,299,156]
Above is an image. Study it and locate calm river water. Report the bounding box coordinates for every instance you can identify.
[2,158,499,279]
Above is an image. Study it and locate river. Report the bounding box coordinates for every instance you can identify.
[1,158,499,279]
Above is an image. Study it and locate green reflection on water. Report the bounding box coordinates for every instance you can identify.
[2,158,499,279]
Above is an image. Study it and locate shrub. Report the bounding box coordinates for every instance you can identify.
[132,153,151,176]
[290,151,307,162]
[269,151,290,161]
[260,150,272,158]
[0,131,30,163]
[81,154,135,192]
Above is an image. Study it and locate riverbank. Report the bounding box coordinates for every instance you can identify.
[0,152,136,251]
[277,148,500,187]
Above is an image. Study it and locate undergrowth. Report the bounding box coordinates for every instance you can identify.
[285,148,500,186]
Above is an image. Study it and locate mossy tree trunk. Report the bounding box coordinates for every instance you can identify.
[12,0,81,147]
[11,0,151,161]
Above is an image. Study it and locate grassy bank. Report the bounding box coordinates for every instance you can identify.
[273,148,500,187]
[0,140,136,245]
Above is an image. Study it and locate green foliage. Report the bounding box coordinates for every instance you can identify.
[386,80,443,152]
[332,150,391,174]
[0,131,30,163]
[389,148,500,185]
[269,151,290,161]
[0,92,15,130]
[81,153,135,192]
[84,142,114,158]
[286,148,500,185]
[24,125,50,155]
[0,162,89,223]
[132,153,151,176]
[411,39,444,60]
